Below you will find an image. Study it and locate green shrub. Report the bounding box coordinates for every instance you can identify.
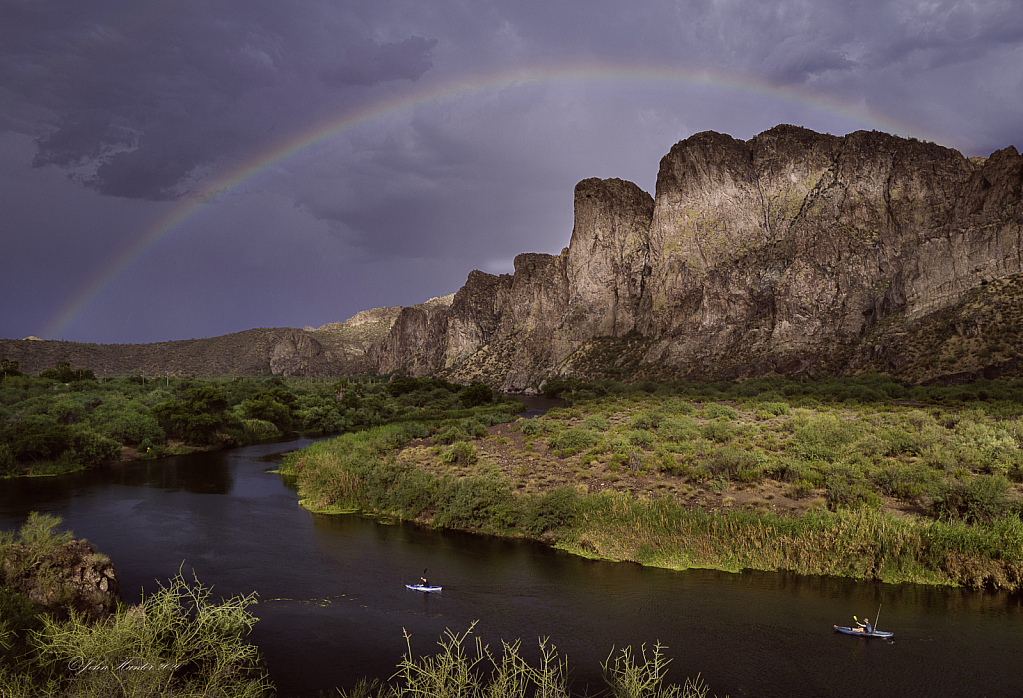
[661,398,695,415]
[825,462,880,510]
[701,420,734,444]
[581,414,610,431]
[521,488,578,536]
[460,382,495,407]
[630,411,663,430]
[658,417,701,443]
[756,401,791,416]
[519,419,545,437]
[69,430,122,469]
[627,430,656,449]
[929,474,1013,524]
[433,425,471,445]
[104,412,165,446]
[442,441,478,465]
[871,461,936,501]
[704,447,761,480]
[242,419,282,439]
[0,444,17,477]
[703,404,737,420]
[434,475,518,530]
[791,414,860,462]
[548,428,601,455]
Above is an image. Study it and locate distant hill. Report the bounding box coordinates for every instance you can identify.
[1,296,452,378]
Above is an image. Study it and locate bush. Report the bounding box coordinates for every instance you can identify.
[104,412,165,446]
[825,462,880,510]
[20,572,271,698]
[871,461,936,501]
[434,476,518,530]
[658,417,701,443]
[70,430,122,469]
[704,447,761,480]
[929,474,1013,524]
[756,401,791,416]
[548,428,601,455]
[791,414,860,463]
[581,414,609,432]
[521,487,578,536]
[442,441,478,465]
[701,420,734,444]
[434,425,471,445]
[627,429,656,449]
[0,444,18,477]
[703,403,737,420]
[460,382,495,407]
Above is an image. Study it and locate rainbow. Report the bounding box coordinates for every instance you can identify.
[42,61,939,340]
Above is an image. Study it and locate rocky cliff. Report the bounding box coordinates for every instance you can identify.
[372,125,1023,390]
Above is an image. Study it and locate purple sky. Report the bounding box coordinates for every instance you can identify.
[2,0,1021,344]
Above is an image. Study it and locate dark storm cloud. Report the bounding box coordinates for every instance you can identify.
[320,36,440,86]
[2,0,1021,344]
[2,0,439,200]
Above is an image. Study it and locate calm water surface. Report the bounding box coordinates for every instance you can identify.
[1,438,1020,697]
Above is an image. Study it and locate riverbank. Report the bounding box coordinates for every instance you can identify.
[282,381,1023,591]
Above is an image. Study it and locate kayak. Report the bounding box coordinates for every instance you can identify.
[833,624,893,638]
[406,584,442,593]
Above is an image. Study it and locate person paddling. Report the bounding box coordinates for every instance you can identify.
[855,617,873,634]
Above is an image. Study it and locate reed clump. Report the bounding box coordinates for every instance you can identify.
[336,622,717,698]
[564,493,1023,589]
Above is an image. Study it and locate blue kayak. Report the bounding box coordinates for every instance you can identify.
[834,624,893,638]
[406,584,442,593]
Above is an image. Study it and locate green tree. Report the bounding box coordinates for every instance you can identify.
[0,359,23,379]
[38,362,95,383]
[152,386,241,446]
[461,381,495,407]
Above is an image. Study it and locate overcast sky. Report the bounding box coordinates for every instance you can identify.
[2,0,1021,344]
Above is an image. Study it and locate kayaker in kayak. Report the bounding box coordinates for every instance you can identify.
[854,617,873,634]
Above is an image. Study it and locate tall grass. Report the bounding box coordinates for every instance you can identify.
[566,493,1023,590]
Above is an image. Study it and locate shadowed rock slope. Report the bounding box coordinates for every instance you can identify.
[372,125,1023,390]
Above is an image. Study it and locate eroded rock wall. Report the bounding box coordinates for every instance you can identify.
[372,125,1023,389]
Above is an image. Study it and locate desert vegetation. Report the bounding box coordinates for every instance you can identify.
[338,622,715,698]
[0,515,271,698]
[0,360,513,477]
[284,374,1023,590]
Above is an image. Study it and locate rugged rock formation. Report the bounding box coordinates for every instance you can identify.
[1,539,122,622]
[372,125,1023,390]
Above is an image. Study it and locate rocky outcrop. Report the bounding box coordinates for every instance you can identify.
[269,329,323,375]
[1,539,122,622]
[371,124,1023,389]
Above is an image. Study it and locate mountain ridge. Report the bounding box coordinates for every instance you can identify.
[4,125,1021,388]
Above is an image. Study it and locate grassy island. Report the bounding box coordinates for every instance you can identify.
[281,375,1023,591]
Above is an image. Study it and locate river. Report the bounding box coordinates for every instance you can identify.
[1,436,1020,697]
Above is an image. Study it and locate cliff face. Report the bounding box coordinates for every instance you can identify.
[373,124,1023,390]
